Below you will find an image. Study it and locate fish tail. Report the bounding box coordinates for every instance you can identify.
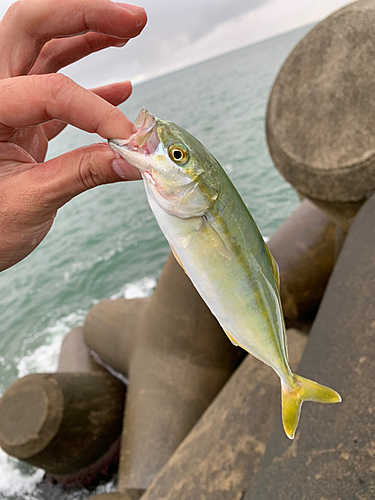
[281,375,341,440]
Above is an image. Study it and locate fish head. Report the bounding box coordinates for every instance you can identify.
[109,109,219,218]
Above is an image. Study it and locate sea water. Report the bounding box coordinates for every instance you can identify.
[0,25,311,500]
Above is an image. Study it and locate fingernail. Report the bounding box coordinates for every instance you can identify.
[135,16,145,27]
[120,4,145,14]
[114,39,128,47]
[117,4,147,26]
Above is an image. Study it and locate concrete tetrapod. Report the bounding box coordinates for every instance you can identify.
[266,0,375,230]
[57,326,107,373]
[0,328,126,488]
[84,297,147,378]
[244,194,375,499]
[267,199,336,325]
[138,329,306,500]
[84,253,244,499]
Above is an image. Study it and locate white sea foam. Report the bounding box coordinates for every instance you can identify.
[0,453,44,498]
[17,335,63,379]
[16,311,87,378]
[110,276,157,300]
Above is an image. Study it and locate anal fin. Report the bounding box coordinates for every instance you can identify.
[170,244,187,274]
[225,331,240,347]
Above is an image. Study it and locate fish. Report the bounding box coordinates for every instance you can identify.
[109,108,341,439]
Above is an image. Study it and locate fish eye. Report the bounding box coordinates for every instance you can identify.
[168,144,189,166]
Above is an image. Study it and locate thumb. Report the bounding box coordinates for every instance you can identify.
[29,143,141,210]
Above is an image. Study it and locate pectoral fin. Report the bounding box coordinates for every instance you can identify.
[201,217,231,260]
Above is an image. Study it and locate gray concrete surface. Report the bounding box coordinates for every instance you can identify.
[138,329,307,500]
[245,193,375,500]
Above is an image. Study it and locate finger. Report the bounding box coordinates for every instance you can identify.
[42,80,133,141]
[10,127,49,164]
[0,0,147,78]
[30,32,129,75]
[41,120,68,142]
[89,80,134,106]
[0,74,135,141]
[26,143,142,210]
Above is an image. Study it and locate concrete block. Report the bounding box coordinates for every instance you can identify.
[89,495,132,500]
[139,329,306,500]
[84,298,146,378]
[84,254,243,498]
[116,254,244,498]
[267,0,375,229]
[245,193,375,499]
[0,372,125,476]
[268,199,336,324]
[57,326,106,373]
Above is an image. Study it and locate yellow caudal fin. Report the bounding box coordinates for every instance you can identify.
[281,375,341,440]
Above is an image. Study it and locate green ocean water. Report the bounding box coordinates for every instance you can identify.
[0,24,311,499]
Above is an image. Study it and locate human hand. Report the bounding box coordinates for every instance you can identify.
[0,0,147,272]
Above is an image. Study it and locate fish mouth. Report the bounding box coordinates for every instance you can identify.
[109,108,160,172]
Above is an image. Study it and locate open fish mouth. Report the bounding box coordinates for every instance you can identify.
[109,109,160,172]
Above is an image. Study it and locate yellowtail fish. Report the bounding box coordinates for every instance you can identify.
[109,109,341,439]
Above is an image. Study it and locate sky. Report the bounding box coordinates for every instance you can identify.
[0,0,355,87]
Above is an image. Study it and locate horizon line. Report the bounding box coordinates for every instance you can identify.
[131,21,316,88]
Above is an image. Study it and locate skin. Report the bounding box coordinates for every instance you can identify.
[0,0,148,272]
[110,110,341,439]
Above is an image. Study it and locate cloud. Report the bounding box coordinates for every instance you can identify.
[143,0,354,70]
[139,0,272,44]
[0,0,355,87]
[55,0,278,87]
